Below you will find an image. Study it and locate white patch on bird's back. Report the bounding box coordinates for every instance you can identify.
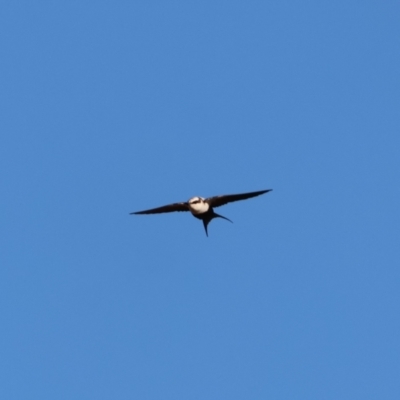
[188,196,209,215]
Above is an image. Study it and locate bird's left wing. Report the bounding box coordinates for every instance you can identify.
[130,202,189,215]
[206,189,272,208]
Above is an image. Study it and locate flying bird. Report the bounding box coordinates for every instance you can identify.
[130,189,272,236]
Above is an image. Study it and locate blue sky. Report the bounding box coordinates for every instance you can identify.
[1,2,399,399]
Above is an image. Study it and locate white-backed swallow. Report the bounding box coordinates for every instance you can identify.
[131,189,272,236]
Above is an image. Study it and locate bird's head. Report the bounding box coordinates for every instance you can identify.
[188,196,209,214]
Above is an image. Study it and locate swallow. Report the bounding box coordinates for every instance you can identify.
[131,189,272,236]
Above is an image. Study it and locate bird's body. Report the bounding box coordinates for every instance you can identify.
[131,189,272,236]
[187,197,209,215]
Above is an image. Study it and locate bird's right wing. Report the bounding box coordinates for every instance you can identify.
[206,189,272,208]
[130,202,189,215]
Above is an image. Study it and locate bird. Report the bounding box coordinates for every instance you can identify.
[130,189,272,236]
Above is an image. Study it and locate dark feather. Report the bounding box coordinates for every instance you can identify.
[130,202,189,215]
[206,189,272,208]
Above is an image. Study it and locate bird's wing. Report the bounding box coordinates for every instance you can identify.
[206,189,272,208]
[130,202,189,215]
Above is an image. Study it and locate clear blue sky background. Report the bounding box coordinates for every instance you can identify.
[1,2,399,399]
